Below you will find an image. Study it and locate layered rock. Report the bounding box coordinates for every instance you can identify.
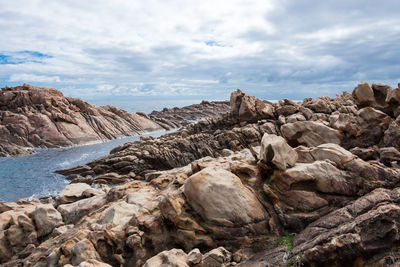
[2,83,400,266]
[0,148,270,266]
[147,100,230,129]
[259,133,297,170]
[56,112,278,181]
[230,89,274,121]
[0,84,163,156]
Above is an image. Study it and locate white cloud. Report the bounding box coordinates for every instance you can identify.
[8,74,61,83]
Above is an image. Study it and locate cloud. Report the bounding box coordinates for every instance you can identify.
[0,0,399,100]
[9,74,61,83]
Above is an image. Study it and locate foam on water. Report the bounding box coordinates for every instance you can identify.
[0,130,173,202]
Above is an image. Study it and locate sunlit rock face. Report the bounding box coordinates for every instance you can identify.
[0,84,163,156]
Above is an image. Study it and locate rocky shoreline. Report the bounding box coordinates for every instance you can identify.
[0,84,230,157]
[1,82,400,266]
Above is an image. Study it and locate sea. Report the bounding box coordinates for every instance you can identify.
[0,98,203,202]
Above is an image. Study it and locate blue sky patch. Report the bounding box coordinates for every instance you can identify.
[0,51,52,64]
[204,40,224,47]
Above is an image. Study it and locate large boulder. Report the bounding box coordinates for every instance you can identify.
[57,194,106,224]
[97,201,139,228]
[230,89,274,121]
[31,204,63,237]
[188,248,202,265]
[184,167,267,227]
[385,87,400,104]
[143,249,189,267]
[201,247,232,267]
[259,133,297,170]
[55,183,99,205]
[295,143,356,165]
[350,107,393,148]
[352,82,375,107]
[281,121,343,147]
[372,83,391,109]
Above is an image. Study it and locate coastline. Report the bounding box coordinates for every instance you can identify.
[1,83,400,266]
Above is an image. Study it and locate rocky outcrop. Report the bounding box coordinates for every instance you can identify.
[281,121,343,147]
[2,83,400,266]
[279,187,400,266]
[230,89,274,121]
[184,167,268,227]
[0,84,163,157]
[147,100,230,130]
[56,112,278,181]
[259,133,298,170]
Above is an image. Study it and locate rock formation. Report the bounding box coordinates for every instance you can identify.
[146,100,230,129]
[0,84,163,157]
[1,82,400,266]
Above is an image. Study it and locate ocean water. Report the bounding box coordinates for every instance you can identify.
[0,130,172,202]
[0,98,226,202]
[0,98,207,203]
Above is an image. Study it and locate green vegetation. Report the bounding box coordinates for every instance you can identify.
[285,251,304,267]
[250,232,304,266]
[276,232,295,252]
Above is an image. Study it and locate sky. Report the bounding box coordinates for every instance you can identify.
[1,0,400,101]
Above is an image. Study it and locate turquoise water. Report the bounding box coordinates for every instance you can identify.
[0,130,170,202]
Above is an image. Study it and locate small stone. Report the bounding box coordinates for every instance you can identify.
[188,248,202,265]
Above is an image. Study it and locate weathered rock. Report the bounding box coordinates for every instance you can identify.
[352,107,393,148]
[201,247,232,267]
[384,118,400,149]
[230,89,274,121]
[97,201,138,228]
[31,204,63,237]
[380,147,400,167]
[184,167,267,227]
[303,96,334,114]
[289,188,400,266]
[259,133,297,170]
[3,85,400,267]
[0,231,12,262]
[58,194,106,224]
[188,248,202,265]
[57,114,276,178]
[386,87,400,104]
[71,239,101,266]
[286,113,306,123]
[265,143,400,230]
[281,121,343,147]
[0,84,163,157]
[55,183,96,205]
[372,83,391,110]
[329,112,359,137]
[352,82,375,107]
[349,147,378,161]
[143,248,189,267]
[149,100,230,129]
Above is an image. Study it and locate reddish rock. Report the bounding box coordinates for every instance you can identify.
[0,84,163,156]
[230,89,274,121]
